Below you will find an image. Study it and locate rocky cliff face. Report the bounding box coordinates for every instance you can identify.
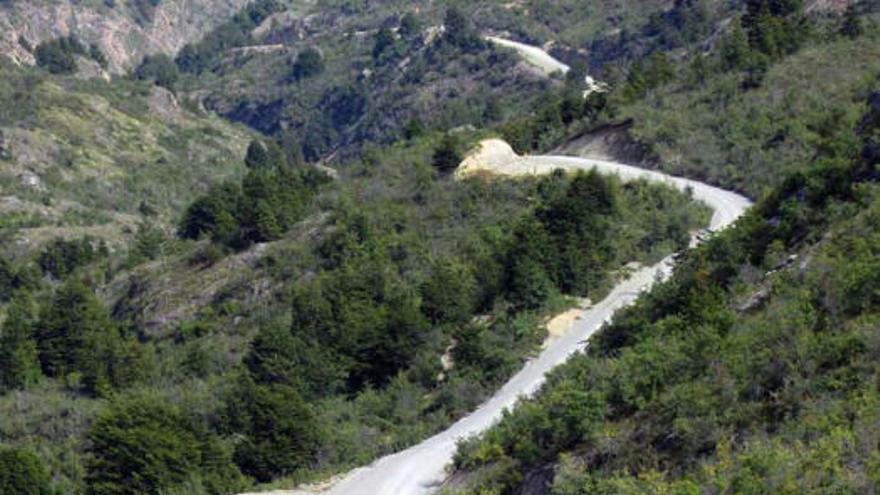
[0,0,250,73]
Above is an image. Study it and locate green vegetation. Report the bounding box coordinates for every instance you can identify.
[37,278,153,396]
[432,134,464,173]
[85,397,245,495]
[0,116,705,492]
[34,36,85,74]
[179,147,327,249]
[5,1,878,494]
[175,4,546,158]
[37,237,105,279]
[291,47,325,81]
[0,59,251,262]
[188,137,703,486]
[34,36,107,74]
[620,2,880,197]
[0,446,50,495]
[447,15,880,494]
[174,0,284,74]
[0,291,41,392]
[134,54,180,90]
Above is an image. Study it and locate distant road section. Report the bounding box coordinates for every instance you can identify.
[457,139,750,232]
[486,36,570,76]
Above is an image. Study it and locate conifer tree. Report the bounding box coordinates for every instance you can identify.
[0,447,50,495]
[0,291,41,392]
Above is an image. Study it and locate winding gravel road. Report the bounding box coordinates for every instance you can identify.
[241,41,752,495]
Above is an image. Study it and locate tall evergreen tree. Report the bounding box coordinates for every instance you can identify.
[840,4,863,39]
[444,7,482,52]
[0,291,42,392]
[372,27,397,62]
[37,279,147,395]
[421,257,477,326]
[245,140,271,169]
[399,12,422,39]
[0,447,50,495]
[224,379,320,482]
[506,217,556,310]
[86,398,244,495]
[292,47,324,80]
[432,133,463,173]
[720,18,751,71]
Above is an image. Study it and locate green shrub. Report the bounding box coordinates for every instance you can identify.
[432,134,463,173]
[292,47,324,81]
[34,36,85,74]
[134,54,180,90]
[36,237,103,279]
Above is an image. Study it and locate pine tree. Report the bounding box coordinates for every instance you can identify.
[688,53,709,87]
[131,222,166,261]
[506,217,556,310]
[372,27,397,62]
[444,7,482,52]
[251,199,282,243]
[0,447,50,495]
[0,291,41,392]
[720,18,750,71]
[292,47,324,80]
[85,398,243,495]
[840,4,863,39]
[0,256,15,301]
[399,12,421,39]
[226,381,320,482]
[420,257,477,325]
[36,279,142,395]
[432,133,463,173]
[645,51,675,87]
[245,140,270,169]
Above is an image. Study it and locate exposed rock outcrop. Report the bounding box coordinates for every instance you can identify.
[0,0,250,73]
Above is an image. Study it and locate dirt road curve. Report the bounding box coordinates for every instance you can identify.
[240,139,751,495]
[239,40,752,495]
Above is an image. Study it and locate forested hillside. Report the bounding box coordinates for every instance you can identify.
[0,13,709,492]
[445,1,880,494]
[448,89,880,494]
[0,0,878,494]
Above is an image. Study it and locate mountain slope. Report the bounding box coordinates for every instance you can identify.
[0,60,253,257]
[0,0,253,72]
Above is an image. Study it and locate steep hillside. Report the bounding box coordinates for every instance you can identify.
[0,1,877,495]
[0,59,253,257]
[173,0,747,160]
[0,0,252,72]
[447,90,880,494]
[443,2,880,494]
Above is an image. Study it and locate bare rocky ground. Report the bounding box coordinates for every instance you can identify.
[0,0,250,72]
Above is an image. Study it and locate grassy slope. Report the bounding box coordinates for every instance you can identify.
[0,60,253,256]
